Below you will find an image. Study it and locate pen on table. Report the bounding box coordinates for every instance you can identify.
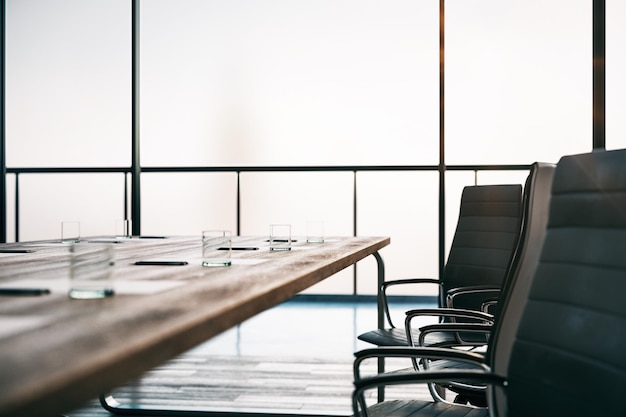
[0,288,51,296]
[134,260,188,266]
[219,247,259,251]
[0,249,34,253]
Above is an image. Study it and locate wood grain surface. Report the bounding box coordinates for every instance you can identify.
[0,235,389,417]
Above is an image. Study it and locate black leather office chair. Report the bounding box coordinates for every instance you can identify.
[409,162,556,406]
[358,183,523,348]
[353,149,626,417]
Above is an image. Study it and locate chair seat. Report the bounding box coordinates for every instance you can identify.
[358,328,486,347]
[426,356,486,373]
[358,328,411,346]
[366,399,488,417]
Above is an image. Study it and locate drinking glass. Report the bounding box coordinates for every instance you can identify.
[269,224,292,251]
[68,242,115,299]
[115,219,132,239]
[306,221,325,243]
[202,230,232,266]
[61,221,81,243]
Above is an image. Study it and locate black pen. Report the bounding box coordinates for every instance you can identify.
[0,249,34,253]
[220,247,259,251]
[87,240,124,244]
[134,260,188,266]
[0,288,51,296]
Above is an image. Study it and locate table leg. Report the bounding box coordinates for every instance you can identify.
[371,251,385,403]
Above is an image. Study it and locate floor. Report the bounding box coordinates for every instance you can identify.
[65,299,437,417]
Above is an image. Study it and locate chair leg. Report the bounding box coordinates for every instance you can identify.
[377,356,385,402]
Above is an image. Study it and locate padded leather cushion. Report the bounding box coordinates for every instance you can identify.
[357,328,460,347]
[507,150,626,417]
[357,328,412,346]
[445,184,522,311]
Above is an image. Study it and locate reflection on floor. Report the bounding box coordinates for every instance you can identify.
[190,298,436,358]
[68,298,438,417]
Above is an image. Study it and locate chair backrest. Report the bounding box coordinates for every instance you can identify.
[442,184,522,311]
[486,162,555,413]
[493,150,626,417]
[428,164,553,406]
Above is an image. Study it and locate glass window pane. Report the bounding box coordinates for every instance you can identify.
[240,172,353,236]
[240,172,354,294]
[476,170,530,186]
[446,0,591,164]
[5,0,131,167]
[17,174,126,241]
[140,0,439,166]
[142,173,239,236]
[356,172,439,296]
[606,0,626,150]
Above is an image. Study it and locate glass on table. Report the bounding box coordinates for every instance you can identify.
[115,219,132,239]
[61,221,81,243]
[306,221,325,243]
[68,242,115,299]
[269,224,292,251]
[202,230,232,267]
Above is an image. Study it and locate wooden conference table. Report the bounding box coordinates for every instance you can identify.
[0,235,389,417]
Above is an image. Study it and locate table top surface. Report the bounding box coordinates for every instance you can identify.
[0,235,389,417]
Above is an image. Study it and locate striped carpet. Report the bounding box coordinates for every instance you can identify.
[65,299,442,416]
[67,354,431,417]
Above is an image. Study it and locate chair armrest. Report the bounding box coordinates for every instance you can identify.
[353,346,488,380]
[354,369,505,393]
[404,308,493,347]
[418,322,492,348]
[380,278,442,328]
[481,298,498,314]
[404,308,494,323]
[445,285,501,309]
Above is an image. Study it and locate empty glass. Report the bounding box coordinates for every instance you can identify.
[68,242,115,299]
[269,224,292,251]
[306,221,325,243]
[115,219,132,239]
[61,221,81,243]
[202,230,232,266]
